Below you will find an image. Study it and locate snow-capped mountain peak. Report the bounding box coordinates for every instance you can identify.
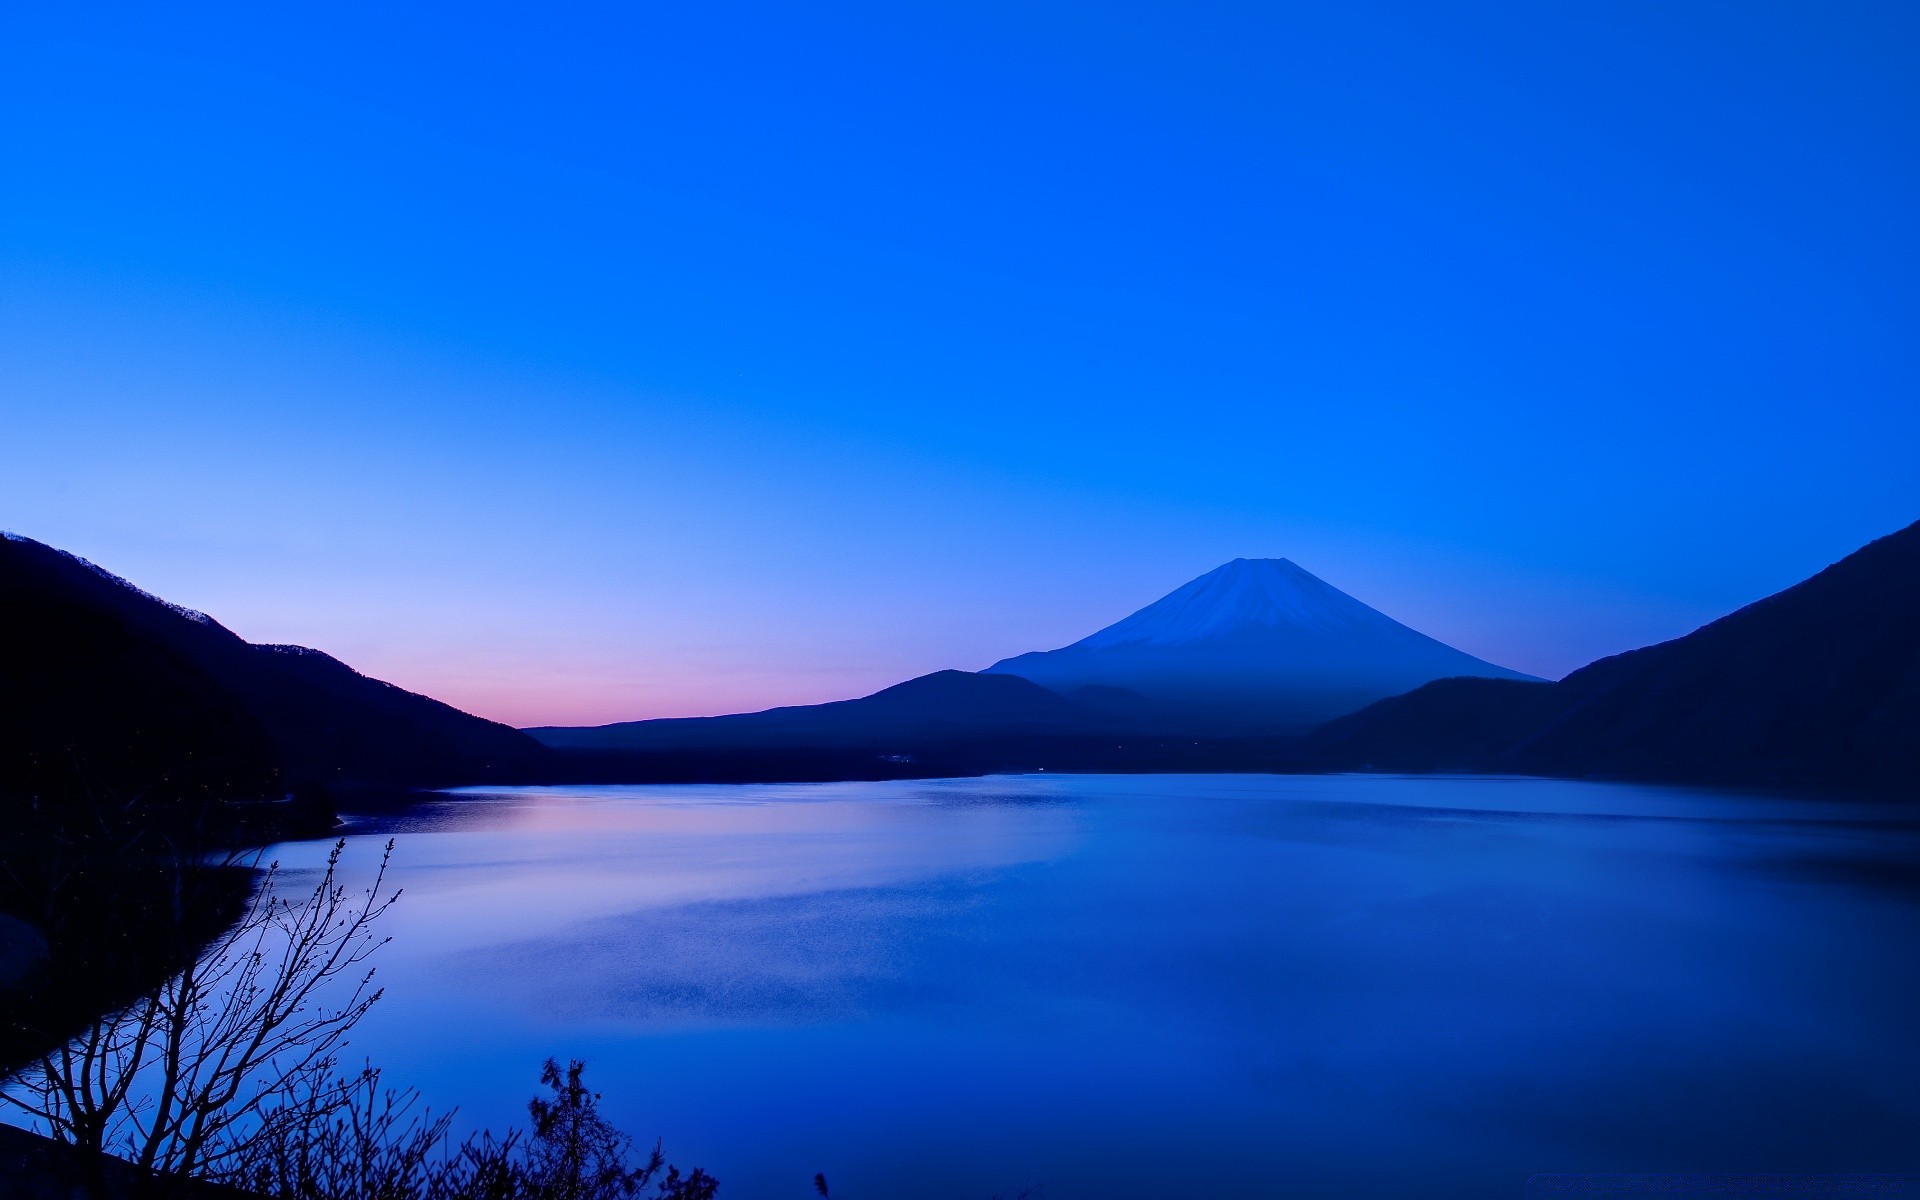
[1075,557,1404,648]
[982,557,1539,731]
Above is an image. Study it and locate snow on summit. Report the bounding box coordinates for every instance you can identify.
[984,558,1540,732]
[1077,558,1415,648]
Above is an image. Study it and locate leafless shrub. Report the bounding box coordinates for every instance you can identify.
[2,837,399,1179]
[220,1057,713,1200]
[219,1061,521,1200]
[4,832,715,1199]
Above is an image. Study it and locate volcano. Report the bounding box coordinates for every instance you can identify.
[982,558,1539,731]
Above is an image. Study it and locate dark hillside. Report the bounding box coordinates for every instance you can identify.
[0,540,279,805]
[1309,677,1559,773]
[0,533,549,1075]
[1314,521,1920,791]
[530,669,1141,751]
[0,534,548,789]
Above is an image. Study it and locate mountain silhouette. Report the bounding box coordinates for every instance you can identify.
[529,669,1130,751]
[1313,520,1920,790]
[0,533,547,796]
[533,557,1537,760]
[983,558,1538,732]
[12,526,1911,796]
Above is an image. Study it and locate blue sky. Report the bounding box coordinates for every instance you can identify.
[3,1,1916,725]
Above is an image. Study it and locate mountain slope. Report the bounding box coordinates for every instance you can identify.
[0,534,548,792]
[1313,521,1920,789]
[984,558,1538,732]
[1,539,281,803]
[529,669,1126,751]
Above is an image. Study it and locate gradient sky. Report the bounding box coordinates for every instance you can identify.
[3,1,1917,727]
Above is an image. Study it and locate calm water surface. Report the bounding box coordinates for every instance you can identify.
[269,775,1920,1199]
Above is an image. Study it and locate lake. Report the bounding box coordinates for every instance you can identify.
[267,775,1920,1199]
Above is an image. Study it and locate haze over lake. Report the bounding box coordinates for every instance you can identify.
[271,776,1920,1199]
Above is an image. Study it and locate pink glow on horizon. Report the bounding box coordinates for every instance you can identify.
[288,561,1731,731]
[424,668,928,730]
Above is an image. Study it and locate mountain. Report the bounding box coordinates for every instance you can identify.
[526,669,1291,784]
[533,557,1540,768]
[1312,521,1920,790]
[983,558,1539,732]
[529,669,1129,751]
[0,534,548,796]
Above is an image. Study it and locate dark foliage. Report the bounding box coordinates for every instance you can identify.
[527,1058,716,1200]
[224,1059,715,1200]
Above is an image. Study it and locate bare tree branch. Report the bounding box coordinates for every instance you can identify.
[5,836,401,1180]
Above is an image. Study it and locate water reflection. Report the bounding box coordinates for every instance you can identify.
[264,775,1920,1200]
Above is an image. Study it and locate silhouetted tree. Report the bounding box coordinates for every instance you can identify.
[223,1057,714,1200]
[0,798,714,1200]
[221,1061,522,1200]
[526,1058,715,1200]
[3,837,398,1179]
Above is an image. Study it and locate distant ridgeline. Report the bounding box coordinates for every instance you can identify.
[3,522,1917,799]
[2,534,552,1071]
[529,557,1546,778]
[0,533,548,809]
[533,525,1920,794]
[3,519,1911,1082]
[1309,520,1920,791]
[0,532,536,1075]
